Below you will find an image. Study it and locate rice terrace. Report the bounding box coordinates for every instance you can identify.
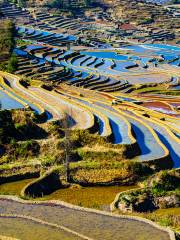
[0,0,179,239]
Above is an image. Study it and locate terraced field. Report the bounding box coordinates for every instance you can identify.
[0,215,81,240]
[0,88,24,110]
[0,197,174,240]
[1,69,179,166]
[0,2,179,165]
[0,2,179,239]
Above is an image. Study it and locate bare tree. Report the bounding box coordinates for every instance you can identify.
[62,112,73,182]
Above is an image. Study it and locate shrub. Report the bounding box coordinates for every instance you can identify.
[71,129,106,147]
[0,110,16,144]
[6,54,18,73]
[11,140,40,158]
[151,170,180,196]
[0,20,16,72]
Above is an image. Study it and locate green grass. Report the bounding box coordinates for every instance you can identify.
[16,39,33,47]
[132,86,180,96]
[155,208,180,216]
[128,208,180,232]
[132,86,164,93]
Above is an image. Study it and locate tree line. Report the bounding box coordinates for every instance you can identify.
[0,20,18,73]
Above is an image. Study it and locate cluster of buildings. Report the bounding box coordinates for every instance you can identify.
[82,0,179,44]
[59,0,88,8]
[2,0,179,45]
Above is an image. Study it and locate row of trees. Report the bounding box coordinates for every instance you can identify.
[0,20,18,73]
[0,20,15,54]
[48,0,92,9]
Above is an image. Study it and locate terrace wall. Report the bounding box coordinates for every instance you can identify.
[21,169,61,198]
[0,73,46,120]
[0,170,40,185]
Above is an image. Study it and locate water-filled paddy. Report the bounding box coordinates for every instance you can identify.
[1,78,42,114]
[0,90,24,109]
[81,51,129,60]
[17,26,76,42]
[0,216,80,240]
[172,85,180,90]
[0,179,34,195]
[73,98,132,144]
[39,185,138,209]
[0,179,137,209]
